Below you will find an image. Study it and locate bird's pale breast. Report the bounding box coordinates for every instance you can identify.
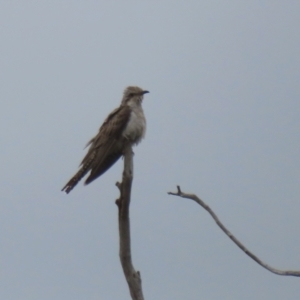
[122,109,146,144]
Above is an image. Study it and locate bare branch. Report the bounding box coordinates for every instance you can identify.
[116,146,144,300]
[168,185,300,277]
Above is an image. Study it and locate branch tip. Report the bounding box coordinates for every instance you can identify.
[116,181,121,191]
[176,185,182,194]
[168,185,183,196]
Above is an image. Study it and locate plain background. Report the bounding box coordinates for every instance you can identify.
[1,1,299,299]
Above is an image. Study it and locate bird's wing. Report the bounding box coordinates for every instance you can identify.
[82,105,132,184]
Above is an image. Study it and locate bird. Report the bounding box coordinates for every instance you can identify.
[61,86,149,194]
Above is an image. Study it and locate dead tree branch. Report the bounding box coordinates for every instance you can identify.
[168,185,300,277]
[115,146,144,300]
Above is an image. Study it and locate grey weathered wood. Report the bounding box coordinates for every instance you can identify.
[116,146,144,300]
[168,185,300,277]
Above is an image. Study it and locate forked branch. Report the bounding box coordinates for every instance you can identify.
[168,185,300,277]
[116,146,144,300]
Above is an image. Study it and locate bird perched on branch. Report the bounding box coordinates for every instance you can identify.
[62,86,149,194]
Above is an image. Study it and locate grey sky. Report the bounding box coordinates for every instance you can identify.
[1,1,300,299]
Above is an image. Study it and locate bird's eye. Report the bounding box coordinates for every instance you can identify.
[128,93,134,97]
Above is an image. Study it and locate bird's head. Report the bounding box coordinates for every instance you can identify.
[121,86,149,106]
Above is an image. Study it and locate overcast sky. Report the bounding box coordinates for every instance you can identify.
[1,1,300,299]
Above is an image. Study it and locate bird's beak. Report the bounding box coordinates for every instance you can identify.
[142,90,149,94]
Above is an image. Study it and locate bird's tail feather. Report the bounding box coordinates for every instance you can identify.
[61,153,95,194]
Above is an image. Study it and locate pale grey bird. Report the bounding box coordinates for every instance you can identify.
[62,86,149,193]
